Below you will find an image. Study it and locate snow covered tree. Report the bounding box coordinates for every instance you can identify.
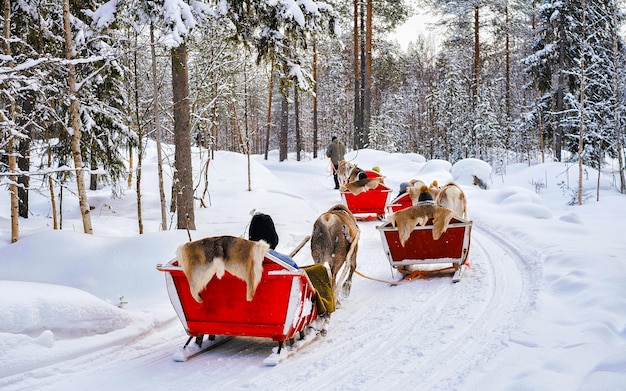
[524,0,624,200]
[524,0,581,162]
[92,0,337,229]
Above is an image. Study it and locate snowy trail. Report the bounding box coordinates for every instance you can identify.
[1,158,542,391]
[5,218,536,391]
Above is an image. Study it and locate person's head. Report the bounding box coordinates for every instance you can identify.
[249,212,279,249]
[332,136,337,141]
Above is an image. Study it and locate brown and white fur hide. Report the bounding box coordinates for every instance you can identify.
[387,204,456,246]
[177,236,269,303]
[311,204,360,302]
[341,176,385,195]
[337,160,385,195]
[435,182,467,219]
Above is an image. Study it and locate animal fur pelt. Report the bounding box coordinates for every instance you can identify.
[341,176,385,195]
[337,160,356,186]
[177,236,269,303]
[311,204,360,302]
[435,182,467,219]
[387,204,456,246]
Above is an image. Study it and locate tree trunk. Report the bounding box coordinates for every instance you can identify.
[244,64,251,191]
[63,0,93,234]
[472,5,480,104]
[171,41,196,230]
[362,0,372,148]
[89,144,97,190]
[505,5,511,118]
[577,0,585,206]
[125,30,134,192]
[151,24,168,231]
[4,0,18,241]
[135,30,144,234]
[555,13,567,162]
[295,83,301,161]
[47,146,58,230]
[8,139,18,241]
[264,62,274,160]
[353,0,361,149]
[612,4,626,193]
[312,38,319,158]
[357,3,366,148]
[17,92,33,218]
[279,82,289,162]
[15,154,28,219]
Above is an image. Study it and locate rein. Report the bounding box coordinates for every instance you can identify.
[354,263,468,286]
[354,269,405,286]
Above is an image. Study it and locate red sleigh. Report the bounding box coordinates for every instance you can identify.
[157,249,328,364]
[379,190,472,282]
[340,170,392,220]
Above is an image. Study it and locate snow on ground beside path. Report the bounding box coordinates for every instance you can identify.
[1,145,625,390]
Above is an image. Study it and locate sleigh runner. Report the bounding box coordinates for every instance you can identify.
[341,170,392,220]
[157,245,332,365]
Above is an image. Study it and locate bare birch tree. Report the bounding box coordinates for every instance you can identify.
[150,23,168,231]
[612,3,626,194]
[264,61,274,160]
[3,0,18,242]
[577,0,586,206]
[63,0,93,234]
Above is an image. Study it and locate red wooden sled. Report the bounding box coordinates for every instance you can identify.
[377,215,472,282]
[157,250,324,363]
[341,170,392,220]
[378,191,473,282]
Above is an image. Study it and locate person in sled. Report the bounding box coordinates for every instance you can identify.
[248,212,298,268]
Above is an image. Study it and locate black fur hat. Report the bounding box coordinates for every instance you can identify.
[249,213,279,250]
[418,186,434,202]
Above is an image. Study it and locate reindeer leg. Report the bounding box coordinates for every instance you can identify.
[340,229,360,299]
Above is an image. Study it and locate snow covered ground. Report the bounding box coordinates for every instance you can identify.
[1,144,625,390]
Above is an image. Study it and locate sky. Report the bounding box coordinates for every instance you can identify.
[390,10,442,51]
[1,142,626,390]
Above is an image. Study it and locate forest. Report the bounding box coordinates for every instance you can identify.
[2,0,626,242]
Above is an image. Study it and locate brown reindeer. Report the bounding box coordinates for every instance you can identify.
[435,182,467,219]
[311,204,360,303]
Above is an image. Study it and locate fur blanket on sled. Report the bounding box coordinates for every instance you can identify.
[302,264,335,315]
[177,236,269,303]
[387,204,456,246]
[341,176,386,195]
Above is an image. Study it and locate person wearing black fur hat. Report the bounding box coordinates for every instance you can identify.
[248,212,297,268]
[248,213,279,249]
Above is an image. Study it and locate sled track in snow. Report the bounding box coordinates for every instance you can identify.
[242,219,541,391]
[407,223,540,389]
